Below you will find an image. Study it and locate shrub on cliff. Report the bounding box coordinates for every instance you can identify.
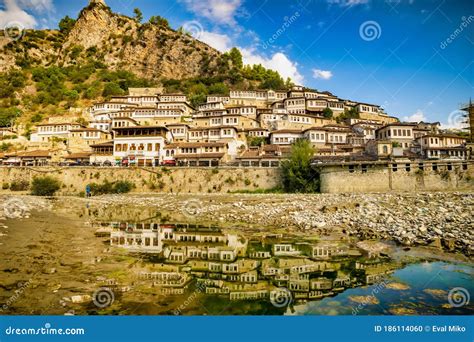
[10,180,29,191]
[280,139,319,193]
[113,180,134,193]
[31,176,61,196]
[90,180,134,195]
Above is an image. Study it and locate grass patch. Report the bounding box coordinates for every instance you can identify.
[229,187,284,194]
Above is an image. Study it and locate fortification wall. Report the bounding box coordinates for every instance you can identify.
[319,161,474,193]
[0,167,281,195]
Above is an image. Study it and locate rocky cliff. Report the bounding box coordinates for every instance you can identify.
[0,0,224,80]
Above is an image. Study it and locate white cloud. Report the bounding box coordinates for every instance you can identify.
[403,109,427,122]
[241,48,304,84]
[441,110,468,129]
[180,0,242,25]
[312,69,333,80]
[199,30,232,52]
[17,0,53,13]
[0,0,37,28]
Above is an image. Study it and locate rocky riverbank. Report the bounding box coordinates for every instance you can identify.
[1,192,473,255]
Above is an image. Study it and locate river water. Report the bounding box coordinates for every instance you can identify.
[0,198,472,315]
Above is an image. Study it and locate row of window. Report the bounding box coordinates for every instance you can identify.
[290,116,311,123]
[378,128,412,139]
[115,143,161,152]
[39,125,79,132]
[229,107,255,114]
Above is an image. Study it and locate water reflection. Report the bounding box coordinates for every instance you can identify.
[92,220,406,310]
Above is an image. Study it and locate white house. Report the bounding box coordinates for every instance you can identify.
[112,126,171,167]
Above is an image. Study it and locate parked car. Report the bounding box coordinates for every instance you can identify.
[161,160,176,166]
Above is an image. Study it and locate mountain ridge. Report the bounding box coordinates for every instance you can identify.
[1,0,226,80]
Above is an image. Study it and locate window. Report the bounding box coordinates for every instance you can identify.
[405,164,411,172]
[361,164,368,173]
[392,164,398,172]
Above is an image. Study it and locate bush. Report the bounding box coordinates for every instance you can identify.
[31,176,61,196]
[89,180,134,195]
[113,180,134,193]
[10,180,29,191]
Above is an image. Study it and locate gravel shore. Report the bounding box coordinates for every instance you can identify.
[1,192,473,255]
[79,191,474,255]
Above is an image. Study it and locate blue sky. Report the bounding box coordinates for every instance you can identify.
[1,0,473,126]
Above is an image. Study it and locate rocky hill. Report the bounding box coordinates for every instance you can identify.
[0,0,224,80]
[0,0,290,146]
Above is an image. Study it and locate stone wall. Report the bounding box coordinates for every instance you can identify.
[1,161,473,195]
[319,161,474,193]
[0,167,281,195]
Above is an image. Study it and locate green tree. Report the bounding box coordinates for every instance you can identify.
[58,15,76,35]
[322,107,333,118]
[280,139,319,193]
[228,47,243,70]
[102,82,125,97]
[133,8,143,23]
[149,15,169,28]
[248,136,267,147]
[208,82,229,95]
[0,107,21,127]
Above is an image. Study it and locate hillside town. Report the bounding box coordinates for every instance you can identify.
[0,86,472,167]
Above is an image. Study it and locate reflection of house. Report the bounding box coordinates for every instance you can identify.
[101,219,406,306]
[310,277,333,290]
[311,242,348,259]
[111,229,162,252]
[272,243,301,256]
